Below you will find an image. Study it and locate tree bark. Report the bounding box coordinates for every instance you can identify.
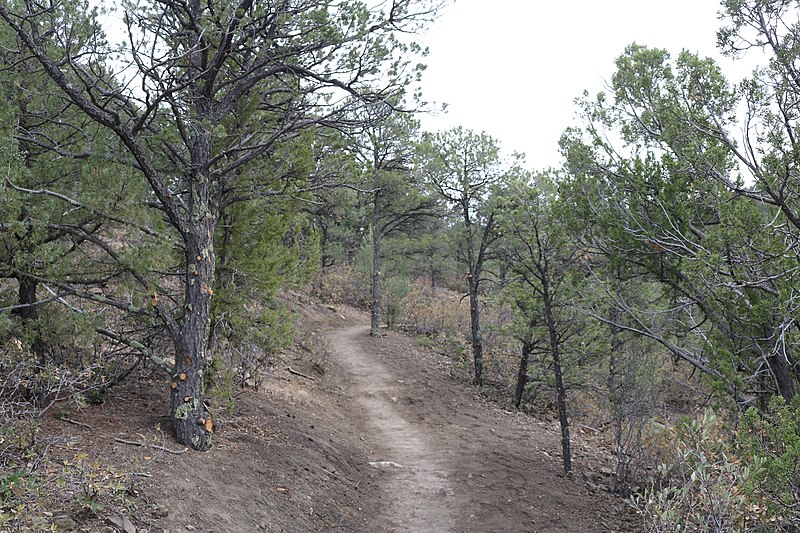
[464,200,484,387]
[171,50,215,450]
[370,190,382,337]
[13,274,45,366]
[170,222,215,451]
[607,314,625,493]
[768,350,796,402]
[760,325,795,402]
[468,277,484,387]
[13,274,38,322]
[542,277,572,476]
[514,337,533,408]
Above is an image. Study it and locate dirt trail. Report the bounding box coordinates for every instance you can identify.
[329,325,455,532]
[54,305,635,532]
[328,325,634,533]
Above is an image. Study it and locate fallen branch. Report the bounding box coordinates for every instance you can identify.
[59,416,93,429]
[114,437,147,447]
[579,423,601,435]
[150,443,188,455]
[114,437,187,455]
[287,366,316,381]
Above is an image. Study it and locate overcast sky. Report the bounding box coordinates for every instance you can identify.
[416,0,760,169]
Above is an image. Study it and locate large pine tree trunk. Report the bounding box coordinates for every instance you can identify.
[171,78,215,450]
[170,222,215,451]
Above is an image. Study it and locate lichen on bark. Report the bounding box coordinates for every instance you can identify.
[175,398,198,420]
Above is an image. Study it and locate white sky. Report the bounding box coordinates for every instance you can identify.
[416,0,762,169]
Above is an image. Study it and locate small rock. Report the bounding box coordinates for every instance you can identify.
[186,526,196,531]
[54,516,77,530]
[151,503,169,518]
[106,515,136,533]
[368,460,403,468]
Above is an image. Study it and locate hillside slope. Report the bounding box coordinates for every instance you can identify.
[44,301,637,532]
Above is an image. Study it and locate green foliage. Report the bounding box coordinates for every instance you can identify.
[314,186,367,269]
[636,412,776,532]
[0,419,133,531]
[635,404,800,531]
[354,234,375,281]
[217,198,319,299]
[205,356,237,414]
[382,275,411,328]
[386,229,460,289]
[212,196,317,376]
[206,193,319,398]
[561,38,800,406]
[0,465,53,532]
[739,396,800,524]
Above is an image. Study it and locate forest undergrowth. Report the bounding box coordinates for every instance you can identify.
[318,265,800,532]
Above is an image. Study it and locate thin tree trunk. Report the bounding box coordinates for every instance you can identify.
[608,316,625,493]
[370,191,382,337]
[768,351,795,402]
[514,337,533,408]
[469,278,484,387]
[762,325,795,402]
[13,274,45,366]
[543,281,571,476]
[208,210,234,353]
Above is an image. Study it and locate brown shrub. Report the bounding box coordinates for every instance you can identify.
[397,280,470,363]
[312,265,371,309]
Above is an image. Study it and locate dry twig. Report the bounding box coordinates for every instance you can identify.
[114,437,187,455]
[287,366,316,381]
[59,416,93,429]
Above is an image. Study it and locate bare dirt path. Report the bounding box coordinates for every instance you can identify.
[53,305,636,532]
[329,325,455,532]
[328,325,635,533]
